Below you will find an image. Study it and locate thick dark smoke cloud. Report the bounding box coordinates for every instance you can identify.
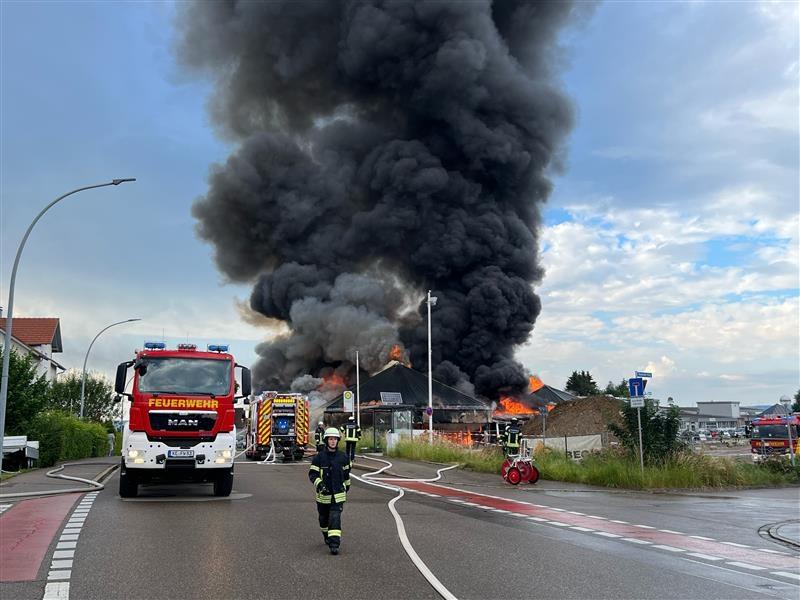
[179,1,577,398]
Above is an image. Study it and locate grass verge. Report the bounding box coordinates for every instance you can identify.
[386,437,800,489]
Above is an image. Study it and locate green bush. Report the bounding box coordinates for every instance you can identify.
[28,411,109,467]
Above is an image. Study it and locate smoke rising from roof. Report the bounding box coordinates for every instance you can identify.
[179,0,577,398]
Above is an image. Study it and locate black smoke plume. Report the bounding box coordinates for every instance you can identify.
[179,1,577,398]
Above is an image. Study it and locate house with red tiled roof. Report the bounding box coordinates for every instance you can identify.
[0,317,65,381]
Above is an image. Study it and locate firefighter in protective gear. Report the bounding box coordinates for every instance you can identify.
[308,427,351,555]
[342,415,361,461]
[503,418,521,456]
[314,421,326,453]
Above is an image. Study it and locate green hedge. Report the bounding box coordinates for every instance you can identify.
[28,411,109,467]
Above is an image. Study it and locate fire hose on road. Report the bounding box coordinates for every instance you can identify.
[354,455,460,600]
[0,462,111,499]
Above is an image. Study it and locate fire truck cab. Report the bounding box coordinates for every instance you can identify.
[114,342,251,497]
[750,414,799,462]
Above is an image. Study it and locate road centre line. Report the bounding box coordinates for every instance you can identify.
[687,552,723,561]
[726,562,765,571]
[771,572,800,581]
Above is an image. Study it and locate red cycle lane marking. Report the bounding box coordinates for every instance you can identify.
[385,480,800,571]
[0,494,79,582]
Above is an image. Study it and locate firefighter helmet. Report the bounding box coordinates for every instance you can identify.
[511,417,519,424]
[348,415,355,421]
[318,421,324,426]
[324,427,341,440]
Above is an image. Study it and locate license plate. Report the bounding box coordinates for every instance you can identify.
[168,449,194,458]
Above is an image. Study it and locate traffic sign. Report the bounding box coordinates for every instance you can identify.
[343,390,354,412]
[635,371,653,378]
[630,397,645,408]
[628,377,647,398]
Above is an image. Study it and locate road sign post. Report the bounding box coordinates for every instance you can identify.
[343,390,354,414]
[628,377,648,475]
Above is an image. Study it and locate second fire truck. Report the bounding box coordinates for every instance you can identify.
[245,392,310,462]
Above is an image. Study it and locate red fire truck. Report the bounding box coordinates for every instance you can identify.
[245,392,310,462]
[750,414,799,462]
[114,342,251,497]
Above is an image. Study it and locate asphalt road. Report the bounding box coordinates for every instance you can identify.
[2,457,798,600]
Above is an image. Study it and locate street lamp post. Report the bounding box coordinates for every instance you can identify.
[426,290,438,443]
[0,179,135,447]
[780,395,795,467]
[80,318,141,419]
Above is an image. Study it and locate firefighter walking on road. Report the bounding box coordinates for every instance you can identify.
[308,427,351,555]
[342,415,361,461]
[503,417,521,457]
[314,421,325,453]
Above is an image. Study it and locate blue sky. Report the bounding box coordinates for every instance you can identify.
[1,2,798,406]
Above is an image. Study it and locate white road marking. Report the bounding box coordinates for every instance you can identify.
[586,515,606,520]
[510,513,528,518]
[689,535,715,541]
[658,529,682,534]
[52,551,74,560]
[570,526,595,532]
[59,535,79,542]
[726,562,765,571]
[0,503,13,515]
[634,524,655,529]
[593,531,622,538]
[771,572,800,581]
[527,516,549,522]
[609,519,628,524]
[549,521,571,527]
[687,552,723,561]
[622,538,652,544]
[43,582,70,599]
[720,541,751,548]
[47,571,71,580]
[548,507,566,512]
[756,548,786,555]
[652,545,685,552]
[567,511,585,515]
[51,560,73,569]
[56,542,77,550]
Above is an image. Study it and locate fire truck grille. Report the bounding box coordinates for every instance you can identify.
[149,412,217,432]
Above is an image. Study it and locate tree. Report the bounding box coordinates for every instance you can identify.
[604,378,630,398]
[565,370,599,396]
[0,347,51,435]
[608,399,683,463]
[793,389,800,413]
[48,369,115,422]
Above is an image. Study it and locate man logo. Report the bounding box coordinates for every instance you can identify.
[168,418,199,427]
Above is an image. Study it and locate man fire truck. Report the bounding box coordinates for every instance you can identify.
[750,414,799,462]
[245,392,310,462]
[114,342,251,497]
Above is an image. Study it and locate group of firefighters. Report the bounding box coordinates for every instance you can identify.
[306,415,521,556]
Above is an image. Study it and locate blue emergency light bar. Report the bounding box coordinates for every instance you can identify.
[144,342,166,350]
[207,344,229,353]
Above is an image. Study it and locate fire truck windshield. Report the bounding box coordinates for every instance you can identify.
[136,357,231,396]
[752,424,798,439]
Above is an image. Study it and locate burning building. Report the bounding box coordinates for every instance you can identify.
[178,1,579,401]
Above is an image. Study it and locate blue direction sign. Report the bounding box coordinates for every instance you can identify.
[628,377,647,398]
[635,371,653,378]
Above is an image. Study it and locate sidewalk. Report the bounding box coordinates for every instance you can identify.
[0,456,118,498]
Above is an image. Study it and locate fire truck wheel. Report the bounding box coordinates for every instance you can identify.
[119,465,138,498]
[528,465,540,484]
[501,458,511,478]
[213,468,233,497]
[506,466,521,485]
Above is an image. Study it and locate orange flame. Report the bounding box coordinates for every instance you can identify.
[321,373,347,388]
[529,375,544,392]
[495,396,533,415]
[388,343,411,367]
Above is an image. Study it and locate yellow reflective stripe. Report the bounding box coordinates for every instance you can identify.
[333,492,347,502]
[342,464,350,470]
[316,495,332,504]
[313,478,322,487]
[308,465,320,472]
[320,527,328,532]
[327,529,341,538]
